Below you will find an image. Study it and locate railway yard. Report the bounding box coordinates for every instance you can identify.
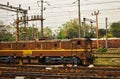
[0,49,120,79]
[0,0,120,79]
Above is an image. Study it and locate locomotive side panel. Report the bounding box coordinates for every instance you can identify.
[61,41,71,49]
[0,50,23,56]
[76,39,85,49]
[44,41,60,50]
[0,42,11,50]
[12,42,23,50]
[25,42,36,49]
[36,42,42,49]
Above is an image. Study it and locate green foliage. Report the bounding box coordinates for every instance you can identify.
[66,28,78,38]
[57,19,95,39]
[110,22,120,37]
[97,47,107,52]
[19,26,39,40]
[98,29,106,38]
[43,26,52,37]
[0,32,15,41]
[57,29,66,39]
[19,26,54,40]
[103,33,113,38]
[0,25,15,41]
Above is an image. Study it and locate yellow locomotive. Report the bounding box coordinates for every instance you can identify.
[0,37,93,66]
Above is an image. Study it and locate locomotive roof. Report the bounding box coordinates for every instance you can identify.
[0,38,87,43]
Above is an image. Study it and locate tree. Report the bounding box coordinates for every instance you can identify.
[19,26,39,40]
[0,31,15,41]
[110,22,120,37]
[56,27,66,39]
[0,25,15,41]
[98,29,106,38]
[66,27,78,38]
[43,26,52,37]
[19,26,53,40]
[57,19,80,39]
[57,19,95,39]
[5,25,15,33]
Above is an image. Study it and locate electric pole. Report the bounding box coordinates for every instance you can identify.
[41,0,44,37]
[0,2,28,41]
[78,0,81,38]
[105,17,108,49]
[92,10,99,49]
[19,15,45,40]
[83,18,86,37]
[16,9,19,41]
[23,11,27,41]
[32,22,35,39]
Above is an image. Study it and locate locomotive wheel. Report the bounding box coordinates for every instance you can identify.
[18,59,23,66]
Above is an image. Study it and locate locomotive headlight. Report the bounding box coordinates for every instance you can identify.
[14,56,16,58]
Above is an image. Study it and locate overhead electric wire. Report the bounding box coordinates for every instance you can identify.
[27,0,120,12]
[82,1,120,5]
[29,7,120,15]
[1,0,120,30]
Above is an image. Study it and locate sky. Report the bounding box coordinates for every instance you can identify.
[0,0,120,33]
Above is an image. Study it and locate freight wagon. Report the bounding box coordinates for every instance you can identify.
[92,38,120,48]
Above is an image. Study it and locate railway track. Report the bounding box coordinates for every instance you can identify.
[0,66,120,79]
[94,52,120,57]
[93,52,120,66]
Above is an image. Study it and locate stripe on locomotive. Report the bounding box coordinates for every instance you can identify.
[0,49,91,56]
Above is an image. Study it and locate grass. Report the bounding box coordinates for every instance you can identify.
[94,58,120,66]
[93,48,120,66]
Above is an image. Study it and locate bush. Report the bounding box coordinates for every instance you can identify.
[97,47,107,52]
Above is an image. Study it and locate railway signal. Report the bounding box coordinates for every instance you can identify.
[83,18,96,37]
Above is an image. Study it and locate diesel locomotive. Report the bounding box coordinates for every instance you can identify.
[0,37,93,66]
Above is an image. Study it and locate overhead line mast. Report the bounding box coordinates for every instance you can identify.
[37,0,44,37]
[92,10,100,49]
[0,2,28,41]
[78,0,81,38]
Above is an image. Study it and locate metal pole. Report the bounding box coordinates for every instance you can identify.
[96,13,99,48]
[90,21,93,37]
[78,0,81,38]
[83,18,86,37]
[90,21,93,33]
[32,23,34,39]
[16,9,19,41]
[41,0,44,37]
[105,17,108,49]
[92,11,99,49]
[23,12,27,40]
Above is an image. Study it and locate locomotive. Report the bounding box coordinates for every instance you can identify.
[0,37,93,66]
